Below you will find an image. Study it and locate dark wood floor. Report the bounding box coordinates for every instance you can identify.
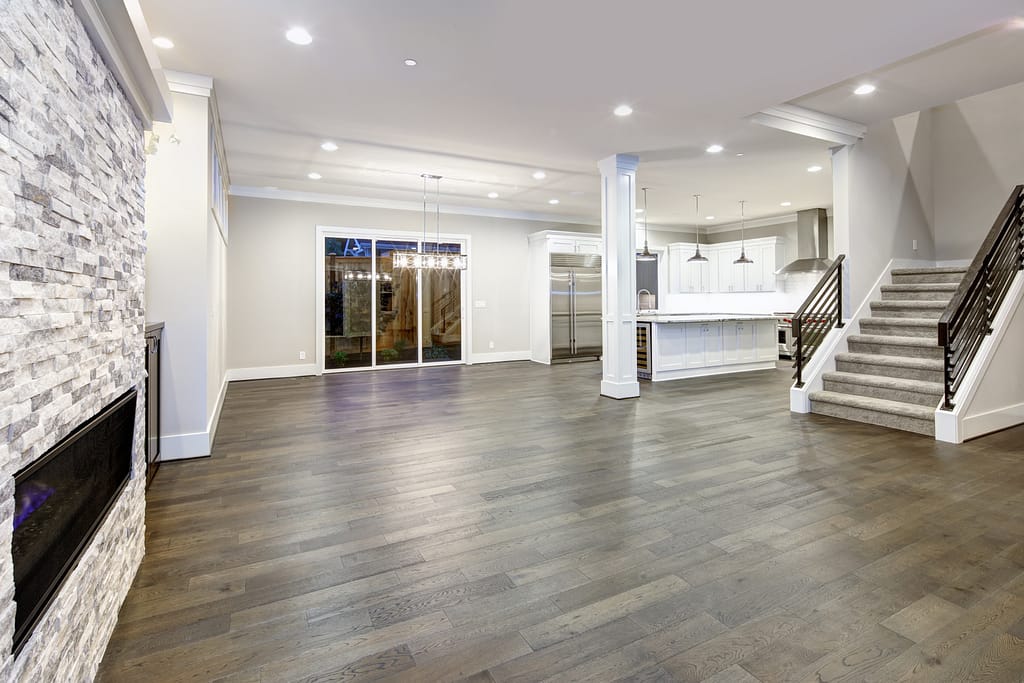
[97,361,1024,682]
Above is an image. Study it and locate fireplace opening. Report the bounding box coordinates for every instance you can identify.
[12,388,137,654]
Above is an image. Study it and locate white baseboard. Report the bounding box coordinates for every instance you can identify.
[208,373,227,446]
[468,350,531,365]
[159,431,211,461]
[226,363,318,381]
[601,379,640,399]
[962,402,1024,442]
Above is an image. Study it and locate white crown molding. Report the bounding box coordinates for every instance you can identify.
[229,185,600,226]
[747,104,867,146]
[71,0,172,128]
[702,213,799,234]
[165,70,215,97]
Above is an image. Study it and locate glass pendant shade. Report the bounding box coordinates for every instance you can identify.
[393,174,467,271]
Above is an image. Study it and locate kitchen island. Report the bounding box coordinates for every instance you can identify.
[636,314,778,382]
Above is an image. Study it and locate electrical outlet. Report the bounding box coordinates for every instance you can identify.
[299,351,306,360]
[489,341,495,349]
[912,239,918,251]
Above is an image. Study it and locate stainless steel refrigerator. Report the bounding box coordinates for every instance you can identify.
[550,253,602,361]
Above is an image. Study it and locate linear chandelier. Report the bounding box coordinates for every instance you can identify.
[393,174,468,271]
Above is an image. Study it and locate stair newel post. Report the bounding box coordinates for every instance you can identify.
[794,316,804,388]
[835,263,844,329]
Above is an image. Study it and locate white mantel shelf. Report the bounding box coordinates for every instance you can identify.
[638,315,779,382]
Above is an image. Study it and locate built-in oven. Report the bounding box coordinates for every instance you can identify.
[774,312,794,360]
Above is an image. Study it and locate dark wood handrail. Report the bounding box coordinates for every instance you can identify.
[792,254,845,388]
[937,185,1024,410]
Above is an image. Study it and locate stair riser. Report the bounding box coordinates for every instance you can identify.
[822,379,942,408]
[869,304,944,319]
[891,273,964,285]
[847,340,944,360]
[858,322,936,339]
[835,359,943,383]
[880,289,955,302]
[810,400,935,436]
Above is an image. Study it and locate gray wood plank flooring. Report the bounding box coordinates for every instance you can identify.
[97,361,1024,682]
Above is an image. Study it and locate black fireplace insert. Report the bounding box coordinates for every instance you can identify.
[11,388,136,654]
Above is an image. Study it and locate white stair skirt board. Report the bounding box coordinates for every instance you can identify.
[468,351,531,365]
[226,364,318,381]
[790,258,935,413]
[935,270,1024,444]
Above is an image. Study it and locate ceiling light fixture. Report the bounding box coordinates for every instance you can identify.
[152,37,174,49]
[404,58,418,66]
[285,27,313,45]
[636,187,657,262]
[320,141,338,152]
[735,153,745,157]
[853,83,876,95]
[734,200,754,265]
[393,174,467,271]
[807,165,823,173]
[705,216,715,220]
[548,199,560,205]
[614,104,633,117]
[307,172,322,180]
[688,195,709,263]
[635,208,644,214]
[706,144,724,154]
[487,192,499,199]
[780,201,792,207]
[532,170,547,180]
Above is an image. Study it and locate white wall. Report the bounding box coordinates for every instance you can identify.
[145,91,212,458]
[845,110,937,307]
[932,81,1024,261]
[226,195,586,372]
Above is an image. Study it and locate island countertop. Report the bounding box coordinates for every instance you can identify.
[636,313,777,323]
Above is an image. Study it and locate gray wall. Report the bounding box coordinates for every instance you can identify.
[932,81,1024,261]
[227,196,587,369]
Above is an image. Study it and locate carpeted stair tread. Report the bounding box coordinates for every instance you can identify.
[870,300,949,310]
[809,390,935,420]
[889,267,968,276]
[821,371,943,396]
[847,334,942,349]
[834,352,943,370]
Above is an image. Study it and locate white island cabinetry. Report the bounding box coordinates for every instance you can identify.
[638,315,777,381]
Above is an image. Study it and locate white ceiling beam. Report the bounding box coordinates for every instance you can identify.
[747,104,867,145]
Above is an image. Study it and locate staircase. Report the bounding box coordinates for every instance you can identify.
[809,266,967,436]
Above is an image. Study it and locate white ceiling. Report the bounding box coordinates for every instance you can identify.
[138,0,1024,228]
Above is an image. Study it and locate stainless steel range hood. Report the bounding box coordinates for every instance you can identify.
[776,208,831,274]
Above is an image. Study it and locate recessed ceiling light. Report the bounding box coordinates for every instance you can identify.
[404,58,418,66]
[285,27,313,45]
[548,199,560,205]
[706,144,724,154]
[613,104,633,117]
[264,186,278,191]
[320,141,338,152]
[1010,17,1024,29]
[487,192,499,199]
[853,83,876,95]
[780,201,792,207]
[307,172,322,180]
[705,215,715,220]
[635,208,644,214]
[532,170,546,180]
[152,36,174,49]
[807,165,823,173]
[735,153,744,157]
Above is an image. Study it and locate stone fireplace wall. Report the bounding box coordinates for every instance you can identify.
[0,0,148,680]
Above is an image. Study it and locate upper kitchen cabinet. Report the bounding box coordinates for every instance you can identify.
[671,237,783,294]
[544,233,602,255]
[668,243,711,293]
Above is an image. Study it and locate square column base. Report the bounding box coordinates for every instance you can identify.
[601,379,640,400]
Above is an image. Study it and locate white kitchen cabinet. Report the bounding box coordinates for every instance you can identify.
[684,322,723,368]
[641,316,776,381]
[668,244,710,293]
[671,237,782,293]
[684,323,706,369]
[546,235,601,255]
[755,319,779,361]
[657,323,686,370]
[723,320,756,364]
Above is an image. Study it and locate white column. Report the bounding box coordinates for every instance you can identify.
[598,153,640,399]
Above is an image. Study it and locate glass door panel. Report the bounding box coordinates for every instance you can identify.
[324,237,373,369]
[421,243,463,362]
[375,240,419,365]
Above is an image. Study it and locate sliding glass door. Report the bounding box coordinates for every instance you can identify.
[320,231,465,372]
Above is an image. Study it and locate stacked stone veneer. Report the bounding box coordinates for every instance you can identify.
[0,1,148,680]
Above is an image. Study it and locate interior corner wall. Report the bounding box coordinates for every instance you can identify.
[144,91,213,459]
[931,81,1024,261]
[846,110,936,306]
[225,196,587,373]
